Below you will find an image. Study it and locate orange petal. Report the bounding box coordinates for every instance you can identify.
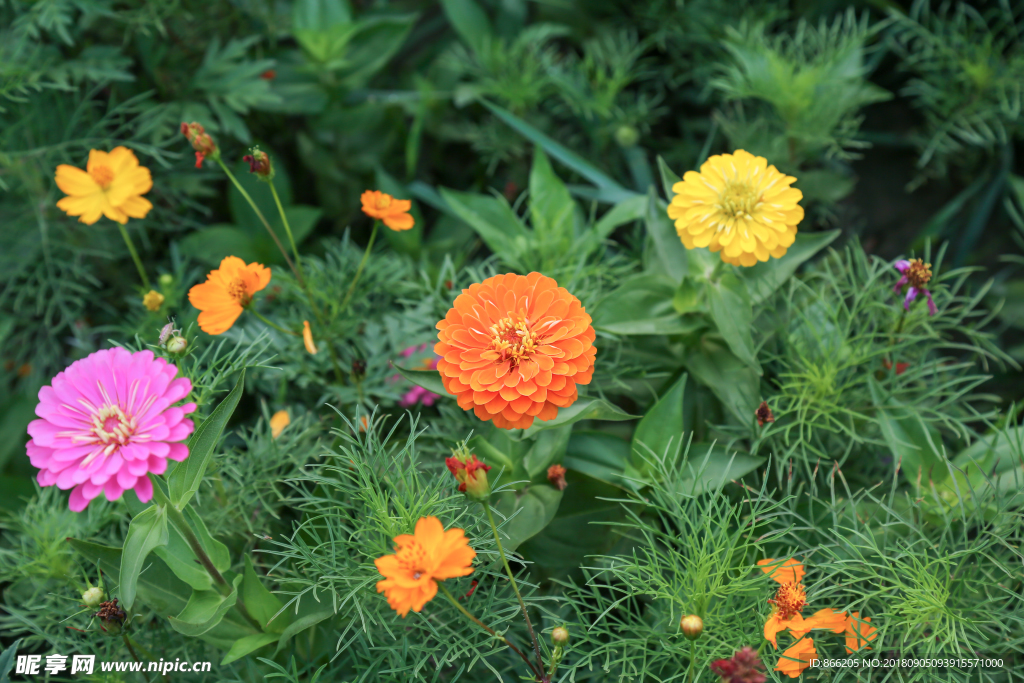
[758,558,805,584]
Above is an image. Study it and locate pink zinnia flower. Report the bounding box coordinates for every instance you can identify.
[26,348,196,511]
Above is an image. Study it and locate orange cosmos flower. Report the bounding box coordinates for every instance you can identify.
[374,516,476,617]
[845,612,878,653]
[775,637,817,678]
[435,272,597,430]
[270,410,290,439]
[55,147,153,225]
[759,558,848,649]
[187,256,271,335]
[360,190,414,231]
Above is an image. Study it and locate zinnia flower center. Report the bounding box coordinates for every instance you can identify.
[90,165,115,189]
[716,182,760,221]
[490,315,539,366]
[75,403,138,465]
[227,277,252,306]
[376,195,392,210]
[905,259,932,288]
[768,581,807,620]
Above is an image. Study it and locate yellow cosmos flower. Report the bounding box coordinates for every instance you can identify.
[55,147,153,225]
[667,149,803,267]
[142,290,164,311]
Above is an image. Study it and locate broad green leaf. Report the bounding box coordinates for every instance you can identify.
[168,575,242,637]
[340,15,417,86]
[0,638,20,680]
[666,443,765,497]
[229,157,291,231]
[952,426,1024,485]
[124,490,213,591]
[631,374,689,470]
[242,556,290,633]
[179,226,261,267]
[186,506,231,573]
[283,205,323,244]
[120,504,169,611]
[685,341,760,425]
[869,377,946,486]
[645,189,687,283]
[440,0,492,54]
[294,23,358,65]
[292,0,352,31]
[275,606,336,652]
[439,187,528,263]
[740,230,841,305]
[657,155,681,202]
[593,273,702,336]
[221,633,279,666]
[565,430,641,490]
[0,392,37,472]
[592,194,647,242]
[69,539,191,617]
[482,100,636,204]
[707,271,762,374]
[522,425,571,479]
[392,365,446,396]
[168,369,245,508]
[520,396,637,437]
[529,148,576,246]
[492,484,563,551]
[672,277,702,314]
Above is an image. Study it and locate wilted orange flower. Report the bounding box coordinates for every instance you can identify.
[775,637,817,678]
[845,612,878,653]
[270,410,290,439]
[374,516,475,617]
[435,272,596,430]
[302,320,318,354]
[361,190,414,231]
[188,256,271,335]
[759,558,848,649]
[55,148,153,225]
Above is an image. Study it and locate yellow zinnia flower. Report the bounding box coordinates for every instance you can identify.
[667,150,803,267]
[55,147,153,225]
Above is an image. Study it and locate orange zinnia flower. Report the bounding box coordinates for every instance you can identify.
[374,516,476,617]
[360,190,414,231]
[759,558,848,649]
[435,272,597,430]
[187,256,271,335]
[775,637,817,678]
[55,147,153,225]
[845,612,878,653]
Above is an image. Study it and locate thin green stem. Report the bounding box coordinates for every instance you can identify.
[269,181,303,281]
[547,646,562,681]
[250,309,299,337]
[484,501,545,678]
[116,223,150,289]
[215,158,298,279]
[438,584,542,681]
[687,640,695,683]
[338,220,378,315]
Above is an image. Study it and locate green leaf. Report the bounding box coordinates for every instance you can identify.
[221,633,280,666]
[631,374,690,470]
[242,556,290,633]
[656,155,681,202]
[492,485,563,551]
[685,341,760,425]
[644,189,687,283]
[439,187,528,264]
[0,638,20,681]
[340,15,417,86]
[666,443,765,496]
[520,396,637,437]
[168,370,245,508]
[565,430,641,490]
[593,273,702,336]
[672,277,702,315]
[591,194,647,243]
[529,148,576,245]
[481,100,635,204]
[440,0,492,54]
[275,606,336,652]
[179,226,262,267]
[522,425,572,479]
[869,378,946,486]
[740,230,840,305]
[185,506,231,573]
[124,490,213,591]
[0,392,37,472]
[707,271,762,374]
[283,205,323,245]
[120,504,169,612]
[229,157,291,230]
[294,23,358,65]
[168,575,242,637]
[69,539,191,617]
[470,428,527,482]
[392,365,446,396]
[292,0,353,31]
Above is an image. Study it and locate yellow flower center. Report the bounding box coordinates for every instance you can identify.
[90,165,115,189]
[490,315,539,366]
[905,259,932,289]
[375,195,393,210]
[227,277,252,306]
[716,182,760,221]
[75,403,138,466]
[768,582,807,621]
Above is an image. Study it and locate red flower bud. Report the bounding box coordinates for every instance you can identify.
[547,464,567,491]
[755,401,774,427]
[242,147,274,180]
[445,451,491,501]
[181,122,219,167]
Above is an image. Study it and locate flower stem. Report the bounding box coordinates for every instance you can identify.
[215,157,298,280]
[687,639,695,683]
[116,223,150,289]
[438,583,543,681]
[249,309,299,337]
[483,501,545,678]
[338,220,378,316]
[269,181,304,281]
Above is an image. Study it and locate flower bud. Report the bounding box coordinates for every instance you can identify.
[445,448,492,502]
[142,290,164,311]
[551,626,570,646]
[96,598,127,634]
[614,124,640,148]
[181,122,219,168]
[243,147,274,181]
[158,273,174,287]
[81,586,105,608]
[166,336,188,354]
[680,614,703,640]
[547,464,567,491]
[755,401,774,427]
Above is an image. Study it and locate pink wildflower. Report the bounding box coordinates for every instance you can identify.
[26,348,196,511]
